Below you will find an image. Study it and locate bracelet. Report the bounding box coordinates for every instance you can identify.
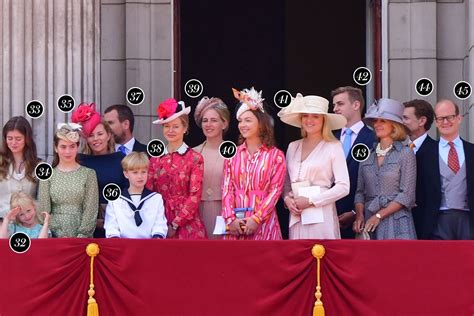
[351,210,357,216]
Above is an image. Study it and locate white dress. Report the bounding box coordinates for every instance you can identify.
[284,139,350,239]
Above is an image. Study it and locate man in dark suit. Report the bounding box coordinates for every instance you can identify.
[422,99,474,239]
[332,86,375,238]
[104,104,147,155]
[402,99,437,238]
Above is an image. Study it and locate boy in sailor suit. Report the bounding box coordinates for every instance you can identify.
[105,152,168,238]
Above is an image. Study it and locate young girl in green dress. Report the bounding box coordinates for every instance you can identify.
[38,124,99,237]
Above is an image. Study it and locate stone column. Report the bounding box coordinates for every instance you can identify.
[100,0,173,144]
[0,0,101,160]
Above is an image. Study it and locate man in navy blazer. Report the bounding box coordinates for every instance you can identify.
[422,100,474,239]
[332,86,375,238]
[402,99,437,238]
[104,104,148,155]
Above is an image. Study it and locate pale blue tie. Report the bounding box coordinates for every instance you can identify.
[118,145,127,155]
[342,128,353,157]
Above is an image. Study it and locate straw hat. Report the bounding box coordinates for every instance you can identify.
[277,93,346,130]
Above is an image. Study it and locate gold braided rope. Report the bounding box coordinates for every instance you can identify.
[86,243,100,316]
[312,244,326,316]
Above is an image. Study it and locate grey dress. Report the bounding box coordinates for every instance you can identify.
[354,141,417,239]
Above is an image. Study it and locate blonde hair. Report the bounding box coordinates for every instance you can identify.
[83,120,116,155]
[121,152,149,171]
[300,115,337,142]
[10,192,38,225]
[390,122,407,141]
[178,115,189,130]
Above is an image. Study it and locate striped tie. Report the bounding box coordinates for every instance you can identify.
[447,142,460,174]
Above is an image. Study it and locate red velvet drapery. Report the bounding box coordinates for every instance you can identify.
[1,240,473,316]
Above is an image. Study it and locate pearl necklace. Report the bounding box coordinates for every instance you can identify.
[375,143,393,157]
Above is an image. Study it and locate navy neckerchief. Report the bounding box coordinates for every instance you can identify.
[120,188,157,226]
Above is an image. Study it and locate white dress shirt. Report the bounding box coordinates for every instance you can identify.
[410,132,428,155]
[115,137,136,155]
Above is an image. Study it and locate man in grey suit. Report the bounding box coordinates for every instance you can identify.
[422,100,474,239]
[431,100,473,239]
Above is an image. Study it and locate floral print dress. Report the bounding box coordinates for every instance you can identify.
[146,143,207,239]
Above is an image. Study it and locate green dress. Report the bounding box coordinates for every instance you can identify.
[38,166,98,237]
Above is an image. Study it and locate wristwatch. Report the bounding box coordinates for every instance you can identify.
[375,213,382,220]
[171,222,179,230]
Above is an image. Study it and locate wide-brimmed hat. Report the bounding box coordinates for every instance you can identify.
[71,103,101,137]
[277,93,347,130]
[363,98,408,132]
[153,98,191,124]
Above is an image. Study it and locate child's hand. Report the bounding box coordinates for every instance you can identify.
[41,212,50,224]
[6,206,22,221]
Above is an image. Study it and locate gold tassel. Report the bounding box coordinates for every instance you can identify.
[312,244,326,316]
[86,243,100,316]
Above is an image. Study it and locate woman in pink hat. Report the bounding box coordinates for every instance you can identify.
[71,102,128,237]
[278,93,350,239]
[353,98,416,239]
[146,98,207,239]
[193,97,230,239]
[222,87,286,240]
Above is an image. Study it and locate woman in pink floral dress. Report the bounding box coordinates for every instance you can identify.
[146,98,207,239]
[222,88,286,240]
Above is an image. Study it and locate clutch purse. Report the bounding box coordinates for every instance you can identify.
[355,230,371,240]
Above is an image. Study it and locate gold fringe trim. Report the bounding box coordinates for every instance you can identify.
[86,243,100,316]
[312,244,326,316]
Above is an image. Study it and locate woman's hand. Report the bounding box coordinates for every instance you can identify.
[167,225,177,238]
[284,196,301,216]
[353,214,365,233]
[364,215,381,233]
[294,196,311,210]
[243,217,258,235]
[228,219,245,236]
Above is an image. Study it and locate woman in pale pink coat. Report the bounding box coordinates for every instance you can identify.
[279,93,350,239]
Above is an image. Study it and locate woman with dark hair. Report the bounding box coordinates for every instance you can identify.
[38,124,98,237]
[72,103,127,237]
[146,98,207,239]
[221,87,286,240]
[193,97,230,238]
[0,116,40,219]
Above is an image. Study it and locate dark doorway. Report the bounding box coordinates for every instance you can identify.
[178,0,367,238]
